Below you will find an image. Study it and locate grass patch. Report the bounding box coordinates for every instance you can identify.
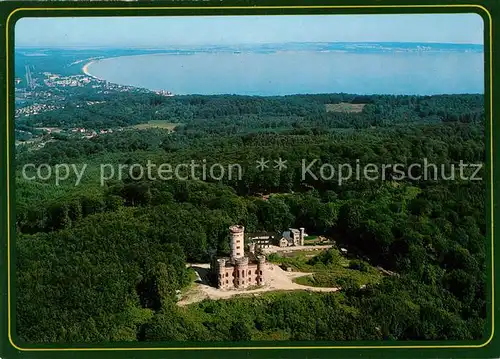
[267,250,338,271]
[187,267,199,282]
[180,267,201,295]
[325,102,366,113]
[303,235,331,245]
[269,248,382,288]
[294,267,381,288]
[131,121,181,131]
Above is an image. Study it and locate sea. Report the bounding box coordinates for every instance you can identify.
[86,42,485,96]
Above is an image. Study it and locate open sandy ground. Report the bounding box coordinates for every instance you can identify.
[177,262,339,306]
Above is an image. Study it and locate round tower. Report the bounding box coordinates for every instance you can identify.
[234,256,249,288]
[217,258,227,269]
[299,227,305,246]
[229,225,245,261]
[256,255,266,286]
[216,258,227,289]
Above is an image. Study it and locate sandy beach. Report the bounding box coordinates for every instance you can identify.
[82,60,101,80]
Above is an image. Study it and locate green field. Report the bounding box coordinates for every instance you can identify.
[131,120,181,130]
[268,248,383,288]
[294,266,382,288]
[325,102,366,113]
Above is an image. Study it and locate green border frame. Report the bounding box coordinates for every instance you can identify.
[0,1,496,358]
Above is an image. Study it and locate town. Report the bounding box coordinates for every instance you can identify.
[14,63,169,148]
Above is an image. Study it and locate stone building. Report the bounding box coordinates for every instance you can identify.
[211,225,266,290]
[278,227,306,247]
[248,228,308,249]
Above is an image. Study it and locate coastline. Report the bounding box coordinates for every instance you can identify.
[81,54,153,80]
[82,60,103,81]
[81,57,167,94]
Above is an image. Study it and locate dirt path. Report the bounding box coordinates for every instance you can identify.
[177,263,339,306]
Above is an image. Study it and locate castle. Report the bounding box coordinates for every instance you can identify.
[211,225,266,290]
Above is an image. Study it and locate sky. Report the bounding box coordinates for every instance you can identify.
[15,14,484,48]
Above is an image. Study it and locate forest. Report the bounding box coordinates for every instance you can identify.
[15,92,487,343]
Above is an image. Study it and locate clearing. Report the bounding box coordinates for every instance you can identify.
[177,247,385,306]
[177,262,340,306]
[325,102,366,113]
[130,120,181,131]
[267,247,383,289]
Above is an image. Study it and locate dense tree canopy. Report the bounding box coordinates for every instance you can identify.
[15,93,487,343]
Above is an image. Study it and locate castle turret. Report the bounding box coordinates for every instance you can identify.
[256,255,266,286]
[216,258,227,289]
[229,225,245,261]
[217,258,226,269]
[235,256,249,288]
[299,227,305,246]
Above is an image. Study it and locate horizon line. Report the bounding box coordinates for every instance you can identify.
[15,41,484,49]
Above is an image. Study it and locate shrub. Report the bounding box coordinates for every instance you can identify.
[349,259,370,272]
